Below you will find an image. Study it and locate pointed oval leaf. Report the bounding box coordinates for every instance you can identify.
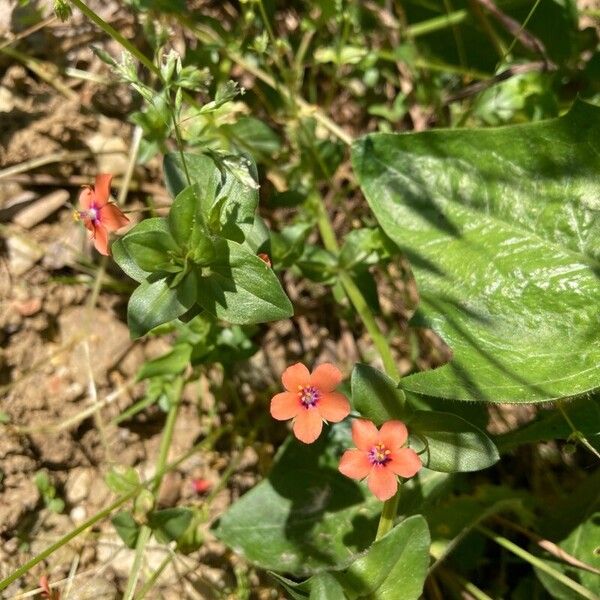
[196,239,293,324]
[336,515,430,600]
[352,100,600,404]
[351,363,410,424]
[127,273,197,339]
[408,411,499,472]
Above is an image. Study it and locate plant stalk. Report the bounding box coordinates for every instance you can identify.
[375,489,401,540]
[477,525,597,600]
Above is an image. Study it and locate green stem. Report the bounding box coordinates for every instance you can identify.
[122,381,182,599]
[68,0,159,76]
[375,489,400,540]
[556,400,600,460]
[407,9,468,38]
[0,421,230,592]
[313,194,401,381]
[0,488,137,591]
[153,384,182,494]
[477,525,597,600]
[437,567,494,600]
[134,554,171,599]
[122,525,152,600]
[339,272,401,381]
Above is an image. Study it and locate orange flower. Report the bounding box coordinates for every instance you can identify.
[75,173,129,255]
[338,419,421,501]
[270,362,351,444]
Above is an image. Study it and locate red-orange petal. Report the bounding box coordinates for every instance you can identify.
[79,186,94,210]
[351,419,379,451]
[338,449,371,480]
[310,363,343,392]
[100,202,130,232]
[92,224,109,255]
[389,448,422,478]
[94,173,112,207]
[379,420,408,450]
[293,408,323,444]
[367,466,398,501]
[281,363,310,392]
[270,392,300,421]
[317,391,350,423]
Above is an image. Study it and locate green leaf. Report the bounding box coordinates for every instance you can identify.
[196,239,292,325]
[272,572,346,600]
[136,344,192,380]
[127,273,197,338]
[117,218,177,275]
[164,152,259,244]
[111,511,140,549]
[336,515,430,600]
[112,238,151,284]
[352,100,600,404]
[105,466,140,495]
[148,507,194,543]
[351,363,411,424]
[339,227,392,270]
[271,222,313,269]
[164,152,217,199]
[124,229,181,273]
[309,574,347,600]
[408,411,499,473]
[213,421,381,576]
[168,184,210,248]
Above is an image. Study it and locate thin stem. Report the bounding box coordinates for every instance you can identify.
[477,525,597,600]
[556,400,600,460]
[437,567,494,600]
[122,379,182,599]
[152,381,182,494]
[407,9,468,38]
[0,423,231,592]
[339,272,401,381]
[375,489,400,540]
[502,0,542,60]
[67,0,159,76]
[313,193,400,380]
[134,554,171,599]
[0,488,137,592]
[122,526,152,600]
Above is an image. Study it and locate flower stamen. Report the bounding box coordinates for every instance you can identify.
[368,443,391,466]
[298,384,320,409]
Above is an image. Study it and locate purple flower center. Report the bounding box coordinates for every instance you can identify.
[298,385,320,409]
[78,205,100,224]
[368,443,391,466]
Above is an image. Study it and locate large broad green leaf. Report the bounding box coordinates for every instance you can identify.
[352,100,600,404]
[196,238,293,324]
[336,515,430,600]
[213,421,381,576]
[273,516,430,600]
